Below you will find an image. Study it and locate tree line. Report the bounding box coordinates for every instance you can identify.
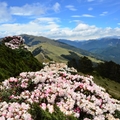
[68,56,120,83]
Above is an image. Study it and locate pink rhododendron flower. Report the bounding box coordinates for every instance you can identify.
[40,103,47,110]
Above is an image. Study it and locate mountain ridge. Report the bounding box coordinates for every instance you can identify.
[20,34,102,64]
[58,37,120,64]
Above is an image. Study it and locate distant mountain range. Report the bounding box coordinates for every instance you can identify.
[58,37,120,64]
[20,34,102,64]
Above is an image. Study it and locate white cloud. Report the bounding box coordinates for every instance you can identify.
[82,14,95,17]
[88,7,93,11]
[71,15,80,18]
[100,11,108,16]
[53,2,60,13]
[0,2,12,23]
[0,17,60,38]
[32,17,60,23]
[66,23,120,40]
[74,23,92,31]
[73,20,83,23]
[65,5,77,11]
[0,17,120,40]
[10,3,47,16]
[72,14,95,18]
[0,2,61,24]
[118,23,120,25]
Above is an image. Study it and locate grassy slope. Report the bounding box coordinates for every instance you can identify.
[21,34,102,64]
[93,75,120,100]
[28,43,81,63]
[39,43,78,62]
[28,42,102,64]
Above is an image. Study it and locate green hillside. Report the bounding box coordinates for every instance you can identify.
[21,34,102,64]
[0,44,43,81]
[93,75,120,100]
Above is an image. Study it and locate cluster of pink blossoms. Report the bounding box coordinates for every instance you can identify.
[0,102,32,120]
[2,36,28,49]
[0,62,120,120]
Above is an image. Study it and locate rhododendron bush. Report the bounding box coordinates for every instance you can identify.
[0,62,120,120]
[2,36,28,49]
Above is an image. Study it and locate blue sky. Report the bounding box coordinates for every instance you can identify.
[0,0,120,40]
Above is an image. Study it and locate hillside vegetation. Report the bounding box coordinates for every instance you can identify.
[0,36,43,82]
